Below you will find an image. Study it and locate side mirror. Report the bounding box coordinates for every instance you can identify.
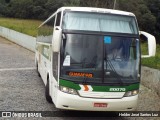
[52,27,62,52]
[139,31,156,58]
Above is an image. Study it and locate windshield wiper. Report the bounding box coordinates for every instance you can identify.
[106,59,124,85]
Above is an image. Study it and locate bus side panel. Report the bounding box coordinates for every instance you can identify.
[35,42,43,79]
[50,52,60,105]
[36,42,52,86]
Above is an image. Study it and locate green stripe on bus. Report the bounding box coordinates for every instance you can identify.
[92,84,139,92]
[59,79,81,90]
[59,79,140,92]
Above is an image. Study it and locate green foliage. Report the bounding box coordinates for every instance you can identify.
[118,0,156,34]
[0,0,7,16]
[32,0,48,19]
[0,0,6,4]
[6,0,34,18]
[0,18,42,36]
[141,43,160,69]
[45,0,65,17]
[145,0,160,43]
[5,0,10,3]
[141,43,148,55]
[80,0,114,8]
[64,0,80,6]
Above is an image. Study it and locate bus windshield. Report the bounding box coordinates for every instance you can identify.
[63,11,138,34]
[60,11,140,85]
[60,33,140,84]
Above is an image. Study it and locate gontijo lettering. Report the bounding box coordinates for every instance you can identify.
[69,72,93,78]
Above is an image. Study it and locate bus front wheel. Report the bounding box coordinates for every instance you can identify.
[36,62,41,77]
[45,80,53,103]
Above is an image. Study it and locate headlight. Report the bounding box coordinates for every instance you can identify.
[59,86,78,95]
[124,90,139,97]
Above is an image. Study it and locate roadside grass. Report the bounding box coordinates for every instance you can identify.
[0,18,42,37]
[141,42,160,69]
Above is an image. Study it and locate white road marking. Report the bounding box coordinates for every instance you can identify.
[0,67,36,71]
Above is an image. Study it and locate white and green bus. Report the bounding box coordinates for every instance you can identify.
[35,7,156,111]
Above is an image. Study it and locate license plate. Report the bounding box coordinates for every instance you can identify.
[94,103,108,107]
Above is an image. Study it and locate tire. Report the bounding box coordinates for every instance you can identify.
[45,80,53,103]
[36,62,41,77]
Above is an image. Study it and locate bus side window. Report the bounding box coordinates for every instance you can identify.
[55,12,61,26]
[37,16,55,44]
[53,52,58,81]
[52,12,61,81]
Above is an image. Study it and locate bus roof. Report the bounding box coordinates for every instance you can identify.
[40,7,135,27]
[58,7,135,16]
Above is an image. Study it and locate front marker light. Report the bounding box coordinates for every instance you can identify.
[60,86,78,95]
[124,90,139,97]
[68,88,78,95]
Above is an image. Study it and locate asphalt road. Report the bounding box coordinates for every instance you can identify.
[0,37,159,120]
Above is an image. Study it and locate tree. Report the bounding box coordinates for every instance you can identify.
[64,0,80,6]
[44,0,64,18]
[7,0,34,18]
[80,0,114,8]
[145,0,160,42]
[32,0,48,19]
[118,0,156,34]
[0,0,6,4]
[0,0,8,16]
[5,0,10,3]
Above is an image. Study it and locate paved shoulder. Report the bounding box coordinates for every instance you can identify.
[0,37,55,111]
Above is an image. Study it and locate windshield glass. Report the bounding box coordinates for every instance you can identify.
[104,36,140,83]
[63,11,138,34]
[60,34,103,83]
[60,33,140,84]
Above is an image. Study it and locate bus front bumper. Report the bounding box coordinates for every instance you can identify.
[55,90,138,111]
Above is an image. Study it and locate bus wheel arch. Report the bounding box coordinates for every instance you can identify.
[36,60,41,77]
[45,75,53,103]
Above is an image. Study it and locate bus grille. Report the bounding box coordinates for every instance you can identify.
[78,91,125,99]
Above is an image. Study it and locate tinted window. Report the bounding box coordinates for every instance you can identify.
[37,16,55,43]
[60,33,140,84]
[56,12,61,26]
